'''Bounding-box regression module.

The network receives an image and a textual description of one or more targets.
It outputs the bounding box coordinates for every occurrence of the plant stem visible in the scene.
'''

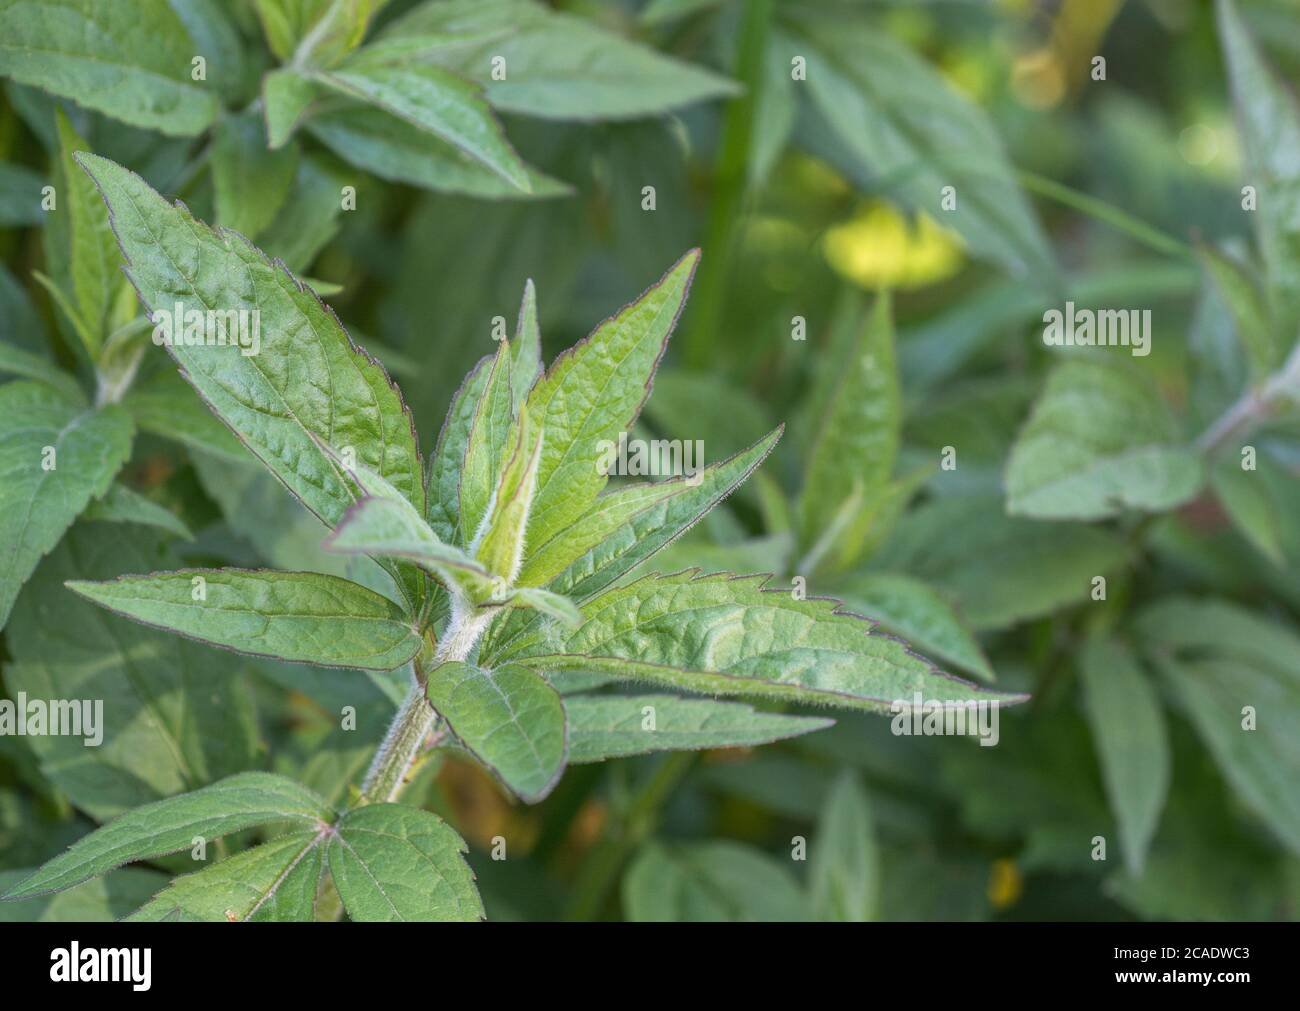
[564,751,696,921]
[1017,170,1192,261]
[1195,337,1300,454]
[682,0,774,370]
[357,601,489,806]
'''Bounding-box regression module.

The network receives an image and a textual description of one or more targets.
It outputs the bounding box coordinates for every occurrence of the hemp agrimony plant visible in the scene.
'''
[0,154,1017,920]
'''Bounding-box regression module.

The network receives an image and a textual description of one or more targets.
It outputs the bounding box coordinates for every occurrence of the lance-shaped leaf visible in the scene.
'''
[263,68,321,149]
[502,571,1026,713]
[624,841,810,922]
[74,154,424,532]
[499,587,582,628]
[797,294,899,563]
[523,251,698,546]
[459,341,516,543]
[1218,0,1300,345]
[0,0,219,135]
[425,661,567,802]
[0,381,133,630]
[66,568,422,671]
[476,407,543,583]
[381,0,738,120]
[54,110,118,353]
[326,803,483,921]
[314,50,531,192]
[565,694,831,763]
[810,772,878,922]
[210,110,300,241]
[427,353,495,543]
[1079,637,1169,876]
[511,279,542,409]
[519,428,781,597]
[3,773,332,900]
[325,494,492,599]
[82,482,193,540]
[254,0,379,67]
[0,340,83,402]
[128,831,328,922]
[1005,360,1204,520]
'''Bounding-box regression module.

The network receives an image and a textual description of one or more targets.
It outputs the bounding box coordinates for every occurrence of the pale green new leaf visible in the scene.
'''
[459,341,515,543]
[503,571,1026,713]
[565,694,831,763]
[211,111,300,241]
[1006,361,1204,520]
[66,568,422,671]
[810,772,878,922]
[837,572,993,682]
[75,154,425,532]
[427,353,495,543]
[523,251,698,545]
[128,832,327,922]
[511,279,542,409]
[55,110,118,352]
[383,0,738,120]
[500,587,582,628]
[624,841,809,922]
[0,0,218,135]
[1079,637,1169,875]
[0,381,132,630]
[475,408,543,582]
[425,662,566,802]
[798,293,899,559]
[315,52,530,191]
[3,773,331,899]
[1218,0,1300,345]
[327,803,483,921]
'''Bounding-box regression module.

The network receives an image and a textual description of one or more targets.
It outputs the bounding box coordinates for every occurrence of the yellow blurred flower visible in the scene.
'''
[823,202,965,290]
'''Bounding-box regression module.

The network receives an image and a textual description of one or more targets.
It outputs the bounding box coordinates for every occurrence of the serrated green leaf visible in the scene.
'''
[54,109,117,353]
[6,524,261,818]
[211,111,300,241]
[315,52,530,191]
[0,0,218,135]
[523,251,698,546]
[1079,637,1169,876]
[565,694,831,763]
[837,572,993,682]
[2,772,331,899]
[810,772,877,921]
[0,381,132,630]
[128,831,328,922]
[623,841,809,922]
[327,802,483,921]
[74,153,425,533]
[503,571,1025,713]
[798,293,899,559]
[788,12,1056,288]
[1218,0,1300,345]
[66,568,422,670]
[425,661,566,802]
[1006,361,1204,520]
[82,482,192,540]
[382,0,738,120]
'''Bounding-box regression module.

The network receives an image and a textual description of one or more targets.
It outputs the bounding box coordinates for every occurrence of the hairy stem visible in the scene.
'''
[358,600,490,806]
[1195,337,1300,454]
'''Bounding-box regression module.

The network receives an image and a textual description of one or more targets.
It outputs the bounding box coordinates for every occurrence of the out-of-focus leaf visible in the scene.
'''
[810,772,877,921]
[82,482,192,539]
[624,841,809,921]
[210,111,300,241]
[1078,637,1170,876]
